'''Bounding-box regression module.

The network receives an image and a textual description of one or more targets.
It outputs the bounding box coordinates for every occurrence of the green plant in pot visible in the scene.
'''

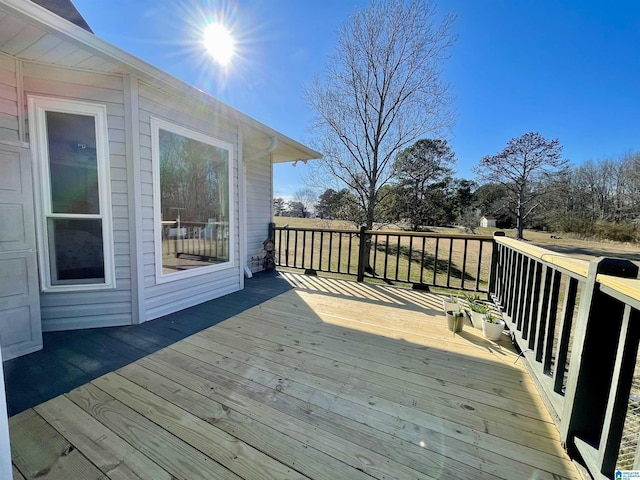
[446,307,464,335]
[467,302,489,330]
[442,292,461,313]
[482,312,505,341]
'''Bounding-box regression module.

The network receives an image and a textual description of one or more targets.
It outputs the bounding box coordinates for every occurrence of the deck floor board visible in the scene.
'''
[8,272,580,479]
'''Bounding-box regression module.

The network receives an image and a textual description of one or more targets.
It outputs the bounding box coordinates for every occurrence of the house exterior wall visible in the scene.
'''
[22,62,134,331]
[136,81,242,321]
[0,54,19,143]
[0,57,247,330]
[245,154,272,273]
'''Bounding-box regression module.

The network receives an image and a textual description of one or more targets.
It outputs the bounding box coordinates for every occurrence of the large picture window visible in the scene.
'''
[28,96,114,291]
[151,118,233,282]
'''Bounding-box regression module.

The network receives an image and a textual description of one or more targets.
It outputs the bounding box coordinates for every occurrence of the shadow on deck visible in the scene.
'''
[3,270,292,416]
[7,271,580,479]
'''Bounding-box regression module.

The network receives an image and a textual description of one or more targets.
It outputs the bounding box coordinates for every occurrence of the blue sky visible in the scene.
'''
[72,0,640,199]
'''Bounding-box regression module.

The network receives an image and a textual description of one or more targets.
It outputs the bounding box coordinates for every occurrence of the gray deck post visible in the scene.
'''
[560,257,639,456]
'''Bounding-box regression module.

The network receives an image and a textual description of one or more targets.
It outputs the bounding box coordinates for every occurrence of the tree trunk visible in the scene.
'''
[517,196,525,240]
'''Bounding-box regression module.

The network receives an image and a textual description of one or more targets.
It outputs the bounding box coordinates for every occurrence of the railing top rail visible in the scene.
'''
[495,236,590,279]
[365,230,495,240]
[273,225,496,240]
[597,275,640,307]
[273,226,360,234]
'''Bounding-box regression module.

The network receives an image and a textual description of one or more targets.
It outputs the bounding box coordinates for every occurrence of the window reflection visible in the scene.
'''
[158,128,230,274]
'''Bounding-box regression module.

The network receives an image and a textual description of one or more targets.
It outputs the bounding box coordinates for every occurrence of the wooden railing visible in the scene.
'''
[492,236,639,479]
[270,224,496,292]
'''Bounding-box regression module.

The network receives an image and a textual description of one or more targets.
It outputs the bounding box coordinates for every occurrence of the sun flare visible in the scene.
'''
[203,23,235,66]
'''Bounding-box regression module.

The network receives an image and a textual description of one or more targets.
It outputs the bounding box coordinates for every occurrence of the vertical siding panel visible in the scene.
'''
[246,155,272,273]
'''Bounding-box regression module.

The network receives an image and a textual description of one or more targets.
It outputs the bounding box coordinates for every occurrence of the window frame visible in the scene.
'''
[151,117,235,284]
[28,95,115,292]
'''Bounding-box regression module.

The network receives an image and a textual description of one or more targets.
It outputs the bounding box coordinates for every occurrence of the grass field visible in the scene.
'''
[274,217,639,262]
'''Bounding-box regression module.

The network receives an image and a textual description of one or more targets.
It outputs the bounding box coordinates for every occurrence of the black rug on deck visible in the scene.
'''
[3,270,292,416]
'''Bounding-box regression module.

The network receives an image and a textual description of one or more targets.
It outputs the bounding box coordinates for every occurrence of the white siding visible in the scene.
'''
[137,81,241,321]
[0,54,18,143]
[245,155,272,273]
[22,62,134,331]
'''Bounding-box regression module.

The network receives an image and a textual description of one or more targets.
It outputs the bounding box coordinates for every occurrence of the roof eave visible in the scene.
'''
[0,0,321,160]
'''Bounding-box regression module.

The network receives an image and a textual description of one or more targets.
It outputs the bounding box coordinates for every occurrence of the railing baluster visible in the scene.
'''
[293,229,298,267]
[319,231,324,271]
[509,249,520,316]
[285,229,290,267]
[502,247,514,312]
[328,231,333,272]
[302,230,307,269]
[475,240,484,292]
[347,233,353,274]
[383,235,390,279]
[461,239,468,290]
[310,231,315,270]
[372,233,378,277]
[543,270,562,373]
[419,237,426,285]
[395,235,401,282]
[407,236,413,283]
[535,266,553,363]
[553,277,578,394]
[520,257,536,337]
[527,261,544,350]
[433,237,440,286]
[446,238,454,288]
[337,232,343,273]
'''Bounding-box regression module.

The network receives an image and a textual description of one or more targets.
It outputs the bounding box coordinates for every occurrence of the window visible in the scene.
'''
[151,118,233,282]
[28,96,114,291]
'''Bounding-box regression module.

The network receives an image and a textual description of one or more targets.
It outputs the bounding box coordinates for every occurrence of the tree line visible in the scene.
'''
[275,134,640,243]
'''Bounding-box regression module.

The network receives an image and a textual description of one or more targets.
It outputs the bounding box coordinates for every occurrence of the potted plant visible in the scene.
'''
[467,302,489,330]
[482,312,505,341]
[446,307,464,335]
[442,292,461,314]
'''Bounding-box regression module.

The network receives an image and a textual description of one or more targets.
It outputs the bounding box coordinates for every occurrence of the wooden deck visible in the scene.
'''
[9,273,580,479]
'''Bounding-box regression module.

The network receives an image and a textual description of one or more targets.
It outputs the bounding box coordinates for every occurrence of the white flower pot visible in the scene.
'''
[482,319,505,341]
[442,299,459,313]
[468,311,485,329]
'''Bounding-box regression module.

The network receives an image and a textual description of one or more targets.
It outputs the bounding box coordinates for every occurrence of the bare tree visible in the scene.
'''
[273,197,286,217]
[305,0,455,229]
[474,132,567,239]
[292,188,318,218]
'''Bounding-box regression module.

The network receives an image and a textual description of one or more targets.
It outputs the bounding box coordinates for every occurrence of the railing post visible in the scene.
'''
[356,226,368,283]
[488,231,504,299]
[560,257,639,456]
[268,222,275,243]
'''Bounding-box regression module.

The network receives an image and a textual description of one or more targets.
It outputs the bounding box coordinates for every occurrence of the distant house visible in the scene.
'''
[0,0,321,360]
[480,216,497,228]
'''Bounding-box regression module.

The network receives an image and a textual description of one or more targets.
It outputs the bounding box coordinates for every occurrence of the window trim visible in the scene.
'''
[28,96,115,292]
[151,117,235,284]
